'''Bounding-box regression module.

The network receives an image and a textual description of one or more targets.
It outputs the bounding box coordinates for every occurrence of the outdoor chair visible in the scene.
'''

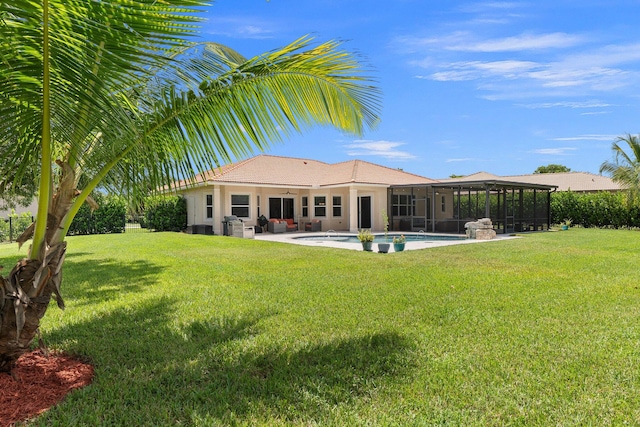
[267,219,286,233]
[304,219,321,232]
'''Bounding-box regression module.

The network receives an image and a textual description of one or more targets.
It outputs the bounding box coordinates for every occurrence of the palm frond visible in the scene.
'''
[0,0,208,190]
[78,37,380,205]
[600,134,640,195]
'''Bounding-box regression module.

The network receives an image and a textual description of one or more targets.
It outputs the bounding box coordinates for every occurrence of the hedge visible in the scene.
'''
[144,195,187,232]
[0,211,33,242]
[68,194,126,235]
[551,191,640,228]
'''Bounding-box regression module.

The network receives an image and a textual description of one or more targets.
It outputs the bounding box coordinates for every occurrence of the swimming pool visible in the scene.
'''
[294,233,466,244]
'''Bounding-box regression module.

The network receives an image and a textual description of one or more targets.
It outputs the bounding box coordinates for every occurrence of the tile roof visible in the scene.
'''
[174,156,620,193]
[441,171,621,192]
[176,154,436,189]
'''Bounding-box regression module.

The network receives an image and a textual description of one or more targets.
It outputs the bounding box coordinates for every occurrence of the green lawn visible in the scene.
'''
[2,229,640,425]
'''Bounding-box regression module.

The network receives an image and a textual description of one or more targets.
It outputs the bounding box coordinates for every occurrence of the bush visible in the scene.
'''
[144,195,187,232]
[68,194,126,235]
[0,218,9,242]
[9,211,33,239]
[0,211,33,242]
[551,190,640,228]
[94,197,126,233]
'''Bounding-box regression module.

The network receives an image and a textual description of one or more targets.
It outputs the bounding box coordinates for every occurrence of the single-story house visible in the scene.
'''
[173,154,436,235]
[175,155,562,235]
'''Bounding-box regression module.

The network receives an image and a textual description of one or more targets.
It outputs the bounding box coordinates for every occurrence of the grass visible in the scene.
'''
[2,228,640,425]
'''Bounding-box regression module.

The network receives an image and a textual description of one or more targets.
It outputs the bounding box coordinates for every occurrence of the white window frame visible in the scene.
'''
[205,194,213,220]
[230,193,251,219]
[314,195,327,217]
[332,195,342,217]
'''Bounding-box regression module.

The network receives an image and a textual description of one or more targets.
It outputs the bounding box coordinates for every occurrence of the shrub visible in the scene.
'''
[144,195,187,232]
[68,194,126,235]
[95,196,126,233]
[0,211,34,242]
[551,190,640,229]
[0,218,9,242]
[8,211,34,240]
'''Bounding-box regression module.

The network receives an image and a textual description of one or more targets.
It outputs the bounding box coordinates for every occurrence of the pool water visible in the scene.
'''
[295,233,466,244]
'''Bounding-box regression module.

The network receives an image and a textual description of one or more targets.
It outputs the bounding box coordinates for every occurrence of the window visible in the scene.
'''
[332,196,342,217]
[314,196,326,217]
[441,195,446,213]
[205,194,213,219]
[302,197,308,217]
[392,194,412,216]
[231,194,250,218]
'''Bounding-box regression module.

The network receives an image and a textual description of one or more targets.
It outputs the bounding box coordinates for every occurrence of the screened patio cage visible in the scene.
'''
[388,180,556,234]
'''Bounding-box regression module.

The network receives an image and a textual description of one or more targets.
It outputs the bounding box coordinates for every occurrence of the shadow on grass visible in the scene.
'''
[200,332,413,423]
[0,251,163,307]
[41,297,413,425]
[60,256,164,305]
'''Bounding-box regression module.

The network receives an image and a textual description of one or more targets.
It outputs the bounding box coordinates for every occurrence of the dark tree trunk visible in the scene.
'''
[0,242,66,372]
[0,161,75,372]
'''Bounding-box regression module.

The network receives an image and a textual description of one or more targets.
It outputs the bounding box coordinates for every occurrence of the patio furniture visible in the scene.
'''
[283,218,298,232]
[267,219,286,233]
[304,219,321,232]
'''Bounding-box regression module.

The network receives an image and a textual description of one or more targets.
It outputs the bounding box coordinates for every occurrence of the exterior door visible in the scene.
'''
[358,196,372,229]
[269,197,295,219]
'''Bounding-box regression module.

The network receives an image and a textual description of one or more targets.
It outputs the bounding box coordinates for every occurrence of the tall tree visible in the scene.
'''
[599,134,640,197]
[0,1,380,370]
[534,164,571,174]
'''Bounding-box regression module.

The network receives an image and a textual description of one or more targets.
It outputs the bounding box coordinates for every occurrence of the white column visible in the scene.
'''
[213,186,222,235]
[349,187,358,232]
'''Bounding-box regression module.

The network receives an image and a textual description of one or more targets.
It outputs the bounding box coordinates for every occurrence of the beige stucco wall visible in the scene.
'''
[435,189,455,220]
[180,184,390,234]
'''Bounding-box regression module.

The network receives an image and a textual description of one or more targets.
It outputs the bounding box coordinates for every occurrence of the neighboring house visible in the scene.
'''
[0,199,37,218]
[443,171,622,193]
[175,155,564,235]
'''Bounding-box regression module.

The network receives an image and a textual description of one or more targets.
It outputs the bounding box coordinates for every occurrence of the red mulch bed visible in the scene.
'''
[0,350,94,427]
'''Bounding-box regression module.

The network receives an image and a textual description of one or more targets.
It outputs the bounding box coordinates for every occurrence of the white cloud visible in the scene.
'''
[345,140,417,160]
[203,17,275,39]
[447,32,583,52]
[551,135,617,141]
[446,158,476,163]
[531,147,577,155]
[580,111,609,116]
[399,31,582,54]
[519,100,614,109]
[404,24,640,100]
[458,1,522,13]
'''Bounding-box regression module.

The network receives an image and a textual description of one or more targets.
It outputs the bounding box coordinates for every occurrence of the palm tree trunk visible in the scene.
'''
[0,163,75,372]
[0,242,66,372]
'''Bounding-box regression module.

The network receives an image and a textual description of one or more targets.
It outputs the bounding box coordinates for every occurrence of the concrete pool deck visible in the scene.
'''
[254,231,518,252]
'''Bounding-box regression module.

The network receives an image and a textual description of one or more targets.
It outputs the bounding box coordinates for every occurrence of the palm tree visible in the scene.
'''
[599,134,640,197]
[0,1,380,371]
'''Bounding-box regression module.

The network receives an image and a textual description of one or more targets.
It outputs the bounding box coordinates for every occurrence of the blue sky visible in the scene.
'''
[198,1,640,179]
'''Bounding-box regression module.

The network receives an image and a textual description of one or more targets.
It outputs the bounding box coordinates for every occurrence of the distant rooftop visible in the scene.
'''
[441,171,622,192]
